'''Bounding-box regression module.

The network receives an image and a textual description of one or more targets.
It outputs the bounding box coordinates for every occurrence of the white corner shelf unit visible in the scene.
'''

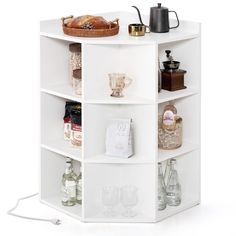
[40,11,201,223]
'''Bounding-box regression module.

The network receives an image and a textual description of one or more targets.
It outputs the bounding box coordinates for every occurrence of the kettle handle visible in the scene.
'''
[169,11,180,29]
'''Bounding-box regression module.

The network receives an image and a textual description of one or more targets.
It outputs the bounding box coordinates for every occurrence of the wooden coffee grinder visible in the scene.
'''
[161,50,187,91]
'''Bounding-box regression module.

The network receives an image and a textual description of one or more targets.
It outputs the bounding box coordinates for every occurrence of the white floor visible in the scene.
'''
[2,192,235,236]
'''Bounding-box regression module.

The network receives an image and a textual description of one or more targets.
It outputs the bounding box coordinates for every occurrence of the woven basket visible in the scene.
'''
[61,15,119,37]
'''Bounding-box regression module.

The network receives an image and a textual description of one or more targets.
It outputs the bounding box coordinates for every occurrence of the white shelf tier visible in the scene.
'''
[85,154,154,164]
[41,83,82,103]
[157,200,200,222]
[41,138,82,162]
[85,95,155,105]
[41,196,82,221]
[158,88,199,104]
[84,215,155,223]
[40,12,200,45]
[158,141,199,162]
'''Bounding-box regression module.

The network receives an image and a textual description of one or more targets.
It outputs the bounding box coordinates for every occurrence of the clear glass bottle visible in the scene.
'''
[158,162,167,211]
[61,158,78,206]
[76,166,82,204]
[166,159,181,206]
[164,159,172,186]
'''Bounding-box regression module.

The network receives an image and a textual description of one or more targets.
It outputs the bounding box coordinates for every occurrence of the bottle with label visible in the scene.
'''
[158,162,167,211]
[76,166,82,204]
[166,159,181,206]
[61,157,78,206]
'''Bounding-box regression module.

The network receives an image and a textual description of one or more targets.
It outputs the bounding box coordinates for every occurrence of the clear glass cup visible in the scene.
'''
[102,186,119,217]
[120,185,138,217]
[108,73,132,97]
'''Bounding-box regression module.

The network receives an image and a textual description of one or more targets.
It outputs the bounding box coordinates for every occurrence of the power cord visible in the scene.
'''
[7,193,61,225]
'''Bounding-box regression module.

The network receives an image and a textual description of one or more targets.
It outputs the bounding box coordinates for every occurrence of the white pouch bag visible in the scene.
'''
[105,118,134,158]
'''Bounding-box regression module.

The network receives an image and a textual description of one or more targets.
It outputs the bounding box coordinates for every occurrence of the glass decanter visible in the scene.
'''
[166,159,181,206]
[158,162,167,211]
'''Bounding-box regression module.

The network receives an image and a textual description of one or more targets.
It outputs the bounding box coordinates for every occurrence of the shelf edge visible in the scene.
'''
[41,144,83,162]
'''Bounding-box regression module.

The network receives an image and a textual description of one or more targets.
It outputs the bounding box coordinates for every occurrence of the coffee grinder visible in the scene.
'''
[161,50,187,91]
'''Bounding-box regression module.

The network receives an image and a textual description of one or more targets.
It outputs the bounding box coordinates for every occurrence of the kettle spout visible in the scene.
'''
[132,6,144,25]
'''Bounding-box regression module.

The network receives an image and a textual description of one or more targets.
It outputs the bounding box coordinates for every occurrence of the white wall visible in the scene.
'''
[1,0,235,235]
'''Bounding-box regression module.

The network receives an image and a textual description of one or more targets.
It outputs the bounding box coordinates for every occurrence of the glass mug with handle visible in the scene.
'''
[109,73,132,98]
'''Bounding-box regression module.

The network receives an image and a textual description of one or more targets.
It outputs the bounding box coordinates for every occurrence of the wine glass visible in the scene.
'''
[102,186,119,217]
[120,185,138,217]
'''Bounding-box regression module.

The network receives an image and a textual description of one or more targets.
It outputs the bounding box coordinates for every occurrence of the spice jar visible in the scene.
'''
[158,104,182,150]
[69,43,82,84]
[70,107,82,147]
[72,69,82,95]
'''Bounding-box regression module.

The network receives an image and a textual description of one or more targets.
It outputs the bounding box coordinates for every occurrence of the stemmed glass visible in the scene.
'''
[102,186,119,217]
[120,185,138,217]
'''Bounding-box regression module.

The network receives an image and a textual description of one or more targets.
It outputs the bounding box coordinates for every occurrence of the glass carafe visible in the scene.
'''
[166,159,181,206]
[158,162,167,211]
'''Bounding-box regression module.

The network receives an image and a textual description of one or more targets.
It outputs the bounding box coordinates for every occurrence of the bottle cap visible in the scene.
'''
[66,157,72,163]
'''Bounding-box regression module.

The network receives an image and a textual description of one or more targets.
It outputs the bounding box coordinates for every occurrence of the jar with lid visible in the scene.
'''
[158,58,162,93]
[158,104,182,150]
[72,69,82,95]
[69,43,82,85]
[70,107,82,147]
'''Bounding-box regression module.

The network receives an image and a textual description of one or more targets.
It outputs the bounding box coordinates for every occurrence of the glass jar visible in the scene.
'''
[158,58,162,93]
[70,107,82,147]
[72,69,82,96]
[158,115,182,150]
[69,43,82,84]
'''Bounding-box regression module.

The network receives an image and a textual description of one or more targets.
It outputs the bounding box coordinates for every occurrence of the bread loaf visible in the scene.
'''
[65,15,111,29]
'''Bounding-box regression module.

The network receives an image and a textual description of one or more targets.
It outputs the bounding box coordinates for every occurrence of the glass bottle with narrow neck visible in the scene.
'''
[76,166,82,204]
[158,162,167,211]
[61,158,77,206]
[166,159,181,206]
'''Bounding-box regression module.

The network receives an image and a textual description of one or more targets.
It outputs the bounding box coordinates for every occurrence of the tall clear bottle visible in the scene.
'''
[158,162,167,211]
[166,159,181,206]
[76,165,82,204]
[61,157,78,206]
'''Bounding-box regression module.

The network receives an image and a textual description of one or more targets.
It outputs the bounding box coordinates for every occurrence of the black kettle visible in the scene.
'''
[150,3,179,33]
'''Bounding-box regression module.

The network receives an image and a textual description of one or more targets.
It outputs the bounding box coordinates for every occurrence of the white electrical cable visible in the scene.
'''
[7,193,61,225]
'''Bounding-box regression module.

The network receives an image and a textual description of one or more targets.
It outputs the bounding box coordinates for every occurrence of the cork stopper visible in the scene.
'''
[69,43,81,53]
[73,69,82,79]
